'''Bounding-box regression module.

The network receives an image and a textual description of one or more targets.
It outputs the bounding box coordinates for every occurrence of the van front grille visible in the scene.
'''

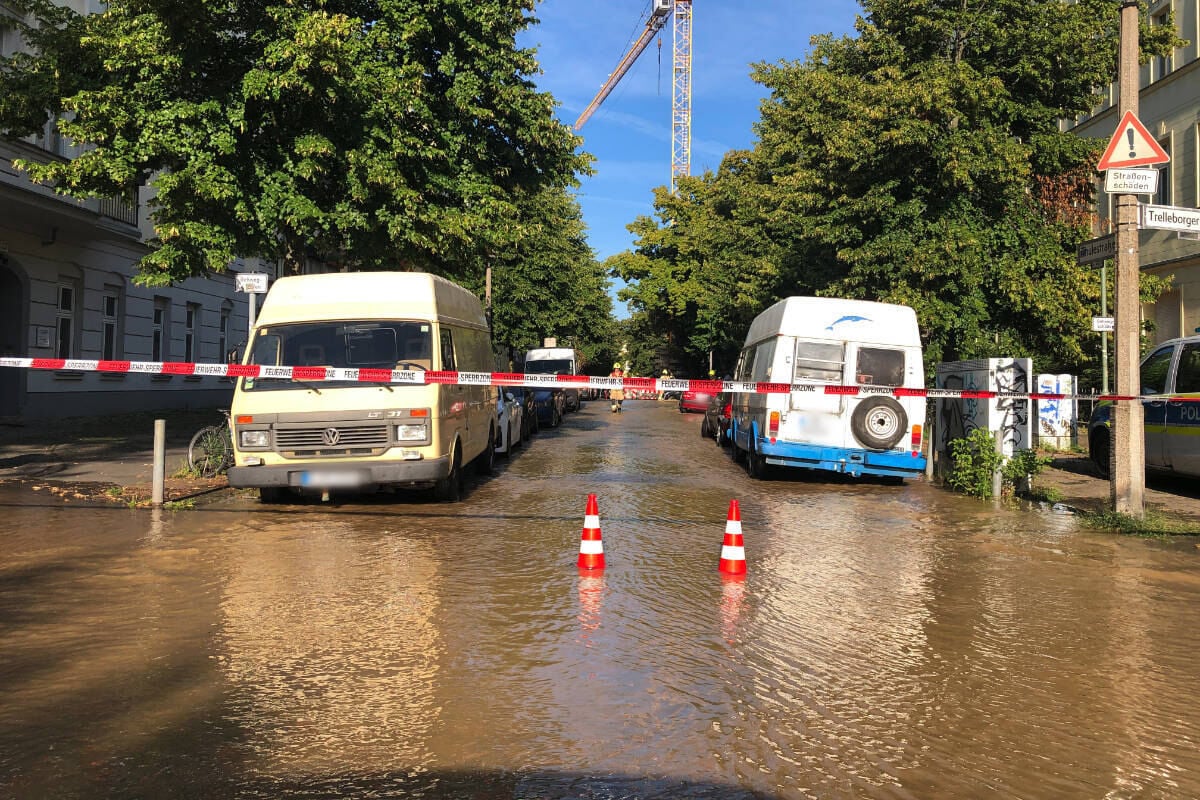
[275,424,390,456]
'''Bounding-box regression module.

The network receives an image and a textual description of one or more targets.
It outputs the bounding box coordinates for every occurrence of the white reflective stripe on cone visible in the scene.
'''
[720,545,745,560]
[584,515,600,528]
[580,540,604,555]
[725,520,742,534]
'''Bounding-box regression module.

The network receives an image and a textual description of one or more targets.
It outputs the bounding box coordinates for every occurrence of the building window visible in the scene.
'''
[1153,8,1173,80]
[152,297,169,362]
[1154,138,1172,206]
[56,283,76,359]
[184,302,200,362]
[101,289,121,360]
[219,307,231,362]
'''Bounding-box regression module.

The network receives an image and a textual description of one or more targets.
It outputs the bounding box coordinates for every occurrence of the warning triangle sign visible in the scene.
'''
[1097,111,1170,170]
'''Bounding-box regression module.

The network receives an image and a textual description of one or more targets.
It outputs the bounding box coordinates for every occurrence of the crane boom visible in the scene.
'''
[573,7,670,131]
[573,1,692,193]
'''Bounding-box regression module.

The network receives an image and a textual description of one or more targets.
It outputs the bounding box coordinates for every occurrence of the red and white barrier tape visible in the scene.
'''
[0,356,1172,403]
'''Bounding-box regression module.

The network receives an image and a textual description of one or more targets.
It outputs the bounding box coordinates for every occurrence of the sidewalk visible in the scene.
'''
[1029,453,1200,529]
[0,409,231,504]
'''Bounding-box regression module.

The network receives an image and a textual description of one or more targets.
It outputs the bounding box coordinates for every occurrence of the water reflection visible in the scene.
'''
[2,403,1200,798]
[217,516,442,781]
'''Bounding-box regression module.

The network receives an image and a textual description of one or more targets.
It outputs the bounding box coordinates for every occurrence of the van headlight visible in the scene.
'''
[239,430,270,448]
[395,422,427,442]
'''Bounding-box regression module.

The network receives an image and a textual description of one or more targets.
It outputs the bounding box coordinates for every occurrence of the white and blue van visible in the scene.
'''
[730,297,928,481]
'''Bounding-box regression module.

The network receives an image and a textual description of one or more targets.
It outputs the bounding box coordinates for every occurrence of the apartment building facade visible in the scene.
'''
[0,0,276,419]
[1066,0,1200,347]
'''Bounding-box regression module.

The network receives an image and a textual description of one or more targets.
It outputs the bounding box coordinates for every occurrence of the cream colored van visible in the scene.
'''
[226,272,497,502]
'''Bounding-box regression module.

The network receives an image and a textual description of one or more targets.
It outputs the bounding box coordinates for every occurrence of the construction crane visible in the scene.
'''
[573,0,693,193]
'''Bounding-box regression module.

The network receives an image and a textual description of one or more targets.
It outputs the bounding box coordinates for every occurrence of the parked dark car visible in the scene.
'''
[701,391,733,446]
[507,385,540,439]
[530,386,565,428]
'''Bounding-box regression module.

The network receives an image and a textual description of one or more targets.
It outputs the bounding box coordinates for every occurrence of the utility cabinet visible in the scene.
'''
[934,358,1033,464]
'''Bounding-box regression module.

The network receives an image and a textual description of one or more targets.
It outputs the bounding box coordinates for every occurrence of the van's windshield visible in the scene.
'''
[242,320,433,391]
[525,359,574,375]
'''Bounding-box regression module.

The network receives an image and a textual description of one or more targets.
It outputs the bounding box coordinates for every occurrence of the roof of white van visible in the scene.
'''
[745,297,920,346]
[525,348,577,360]
[254,272,487,329]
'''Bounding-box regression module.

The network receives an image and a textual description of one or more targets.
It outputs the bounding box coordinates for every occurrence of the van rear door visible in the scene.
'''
[783,338,847,447]
[844,344,914,451]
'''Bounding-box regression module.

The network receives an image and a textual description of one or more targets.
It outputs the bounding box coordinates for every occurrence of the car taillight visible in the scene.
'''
[768,410,780,443]
[910,423,922,456]
[723,403,731,417]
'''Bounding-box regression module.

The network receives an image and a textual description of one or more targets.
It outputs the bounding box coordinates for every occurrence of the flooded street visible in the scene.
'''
[2,400,1199,799]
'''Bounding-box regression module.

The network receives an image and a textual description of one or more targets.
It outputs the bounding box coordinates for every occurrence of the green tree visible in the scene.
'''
[0,0,589,285]
[477,187,616,371]
[614,0,1182,376]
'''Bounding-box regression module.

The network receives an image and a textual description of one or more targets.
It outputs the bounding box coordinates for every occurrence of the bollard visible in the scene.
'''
[152,418,166,506]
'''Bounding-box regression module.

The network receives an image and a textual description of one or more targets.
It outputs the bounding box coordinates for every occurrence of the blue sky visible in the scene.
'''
[519,1,863,271]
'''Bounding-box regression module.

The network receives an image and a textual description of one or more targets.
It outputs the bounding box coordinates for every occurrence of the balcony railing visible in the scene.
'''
[97,192,138,226]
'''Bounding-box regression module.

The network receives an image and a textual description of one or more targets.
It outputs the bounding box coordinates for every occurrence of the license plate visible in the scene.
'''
[298,470,365,488]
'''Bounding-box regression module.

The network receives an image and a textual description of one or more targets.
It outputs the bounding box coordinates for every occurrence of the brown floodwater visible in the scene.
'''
[1,400,1198,799]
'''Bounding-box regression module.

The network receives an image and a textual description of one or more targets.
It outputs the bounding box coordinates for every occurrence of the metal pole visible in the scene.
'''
[247,291,257,342]
[152,418,166,506]
[1112,0,1145,517]
[1101,262,1109,394]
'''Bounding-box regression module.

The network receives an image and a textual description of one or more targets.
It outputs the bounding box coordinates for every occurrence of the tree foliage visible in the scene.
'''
[0,0,591,287]
[612,0,1184,377]
[472,187,617,371]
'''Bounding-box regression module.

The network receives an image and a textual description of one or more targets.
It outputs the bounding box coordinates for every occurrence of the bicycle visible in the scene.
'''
[188,409,234,478]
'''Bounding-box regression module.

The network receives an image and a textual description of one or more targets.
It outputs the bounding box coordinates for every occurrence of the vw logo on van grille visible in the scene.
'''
[322,427,341,446]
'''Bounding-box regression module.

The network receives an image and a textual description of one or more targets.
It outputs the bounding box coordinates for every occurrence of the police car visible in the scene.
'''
[1089,333,1200,478]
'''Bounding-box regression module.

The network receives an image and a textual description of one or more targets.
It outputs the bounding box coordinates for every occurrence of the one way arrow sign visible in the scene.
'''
[1097,111,1170,171]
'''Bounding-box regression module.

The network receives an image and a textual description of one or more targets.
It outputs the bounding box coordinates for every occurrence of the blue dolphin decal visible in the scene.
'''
[825,315,871,330]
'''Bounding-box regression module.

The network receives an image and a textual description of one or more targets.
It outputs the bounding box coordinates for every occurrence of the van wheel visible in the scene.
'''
[433,447,463,502]
[851,397,907,450]
[731,427,747,464]
[700,416,712,438]
[747,439,770,480]
[259,487,290,504]
[478,426,496,475]
[1089,428,1110,478]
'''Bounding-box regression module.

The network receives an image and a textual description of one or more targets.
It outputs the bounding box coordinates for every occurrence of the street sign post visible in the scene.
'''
[1076,234,1116,265]
[1096,110,1170,171]
[235,272,269,293]
[1104,168,1158,195]
[234,272,270,340]
[1107,7,1147,517]
[1139,203,1200,233]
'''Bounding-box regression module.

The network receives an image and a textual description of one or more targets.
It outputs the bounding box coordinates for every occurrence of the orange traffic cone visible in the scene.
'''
[718,499,746,575]
[577,493,605,570]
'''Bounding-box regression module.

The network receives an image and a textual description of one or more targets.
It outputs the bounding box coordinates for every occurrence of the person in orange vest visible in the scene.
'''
[609,362,625,413]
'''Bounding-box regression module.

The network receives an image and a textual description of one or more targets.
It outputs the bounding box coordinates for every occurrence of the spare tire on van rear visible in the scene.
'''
[850,396,907,450]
